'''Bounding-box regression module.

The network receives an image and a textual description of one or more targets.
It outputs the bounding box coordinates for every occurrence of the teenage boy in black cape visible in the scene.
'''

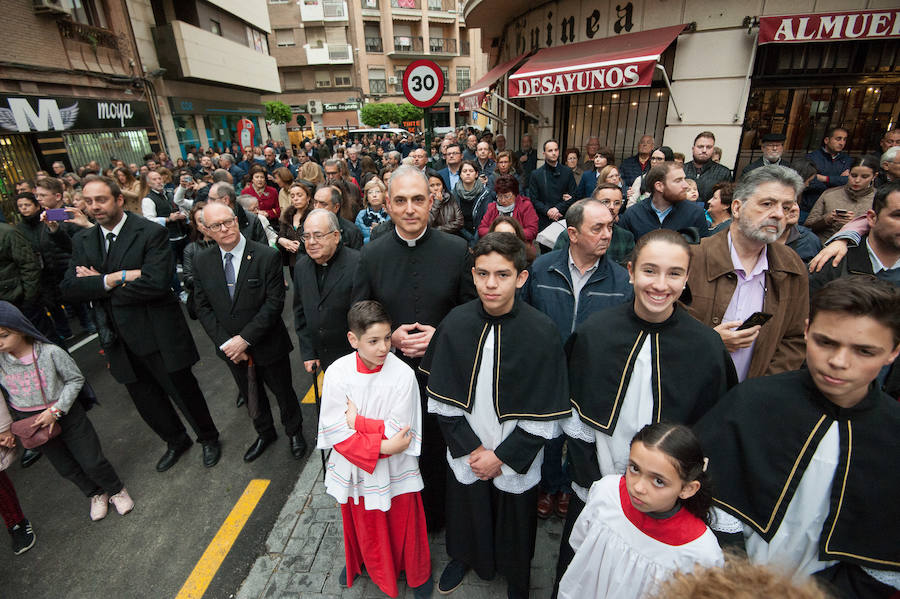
[696,276,900,599]
[421,232,570,599]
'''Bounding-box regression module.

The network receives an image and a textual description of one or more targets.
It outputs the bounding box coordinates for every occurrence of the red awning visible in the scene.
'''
[759,10,900,45]
[508,24,685,99]
[457,53,529,112]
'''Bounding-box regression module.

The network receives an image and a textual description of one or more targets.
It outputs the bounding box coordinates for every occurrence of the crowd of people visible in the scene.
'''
[0,124,898,599]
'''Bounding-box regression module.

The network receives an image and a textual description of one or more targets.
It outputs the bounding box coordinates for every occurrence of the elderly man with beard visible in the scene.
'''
[684,165,809,382]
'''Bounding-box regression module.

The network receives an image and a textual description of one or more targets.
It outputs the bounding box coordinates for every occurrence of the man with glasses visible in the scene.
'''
[206,182,268,245]
[553,183,635,266]
[191,202,306,463]
[292,209,360,373]
[352,165,476,532]
[437,144,463,192]
[312,185,363,249]
[741,133,797,178]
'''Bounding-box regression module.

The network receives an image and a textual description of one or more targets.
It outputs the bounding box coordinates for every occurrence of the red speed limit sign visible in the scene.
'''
[402,59,445,108]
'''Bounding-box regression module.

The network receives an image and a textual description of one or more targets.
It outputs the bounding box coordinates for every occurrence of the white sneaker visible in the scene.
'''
[109,488,134,516]
[90,494,109,521]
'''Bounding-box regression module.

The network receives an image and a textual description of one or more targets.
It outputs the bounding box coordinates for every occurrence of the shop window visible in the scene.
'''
[316,71,333,88]
[64,130,152,172]
[0,135,40,222]
[275,28,295,46]
[334,70,352,87]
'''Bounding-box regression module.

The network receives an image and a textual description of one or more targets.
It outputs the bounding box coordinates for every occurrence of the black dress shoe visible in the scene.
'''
[20,448,42,469]
[243,435,276,463]
[156,440,192,472]
[289,433,307,459]
[202,441,221,468]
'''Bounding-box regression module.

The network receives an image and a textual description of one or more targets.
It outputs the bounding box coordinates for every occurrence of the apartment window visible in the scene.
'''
[283,71,304,90]
[334,70,352,87]
[456,67,470,92]
[269,0,290,3]
[428,0,442,10]
[441,67,449,93]
[275,29,295,47]
[210,19,222,36]
[315,71,332,88]
[369,69,387,94]
[325,26,347,44]
[323,0,346,18]
[305,27,327,48]
[246,27,269,54]
[364,25,382,53]
[69,0,108,28]
[394,67,406,92]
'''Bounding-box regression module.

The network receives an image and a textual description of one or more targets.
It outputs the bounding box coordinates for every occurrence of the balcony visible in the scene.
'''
[390,36,425,57]
[300,0,348,23]
[152,21,280,93]
[427,0,457,22]
[429,37,457,54]
[365,37,383,53]
[57,19,130,75]
[304,43,354,65]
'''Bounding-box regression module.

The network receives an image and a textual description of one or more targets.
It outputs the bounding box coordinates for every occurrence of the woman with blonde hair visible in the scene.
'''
[299,161,324,186]
[273,166,294,214]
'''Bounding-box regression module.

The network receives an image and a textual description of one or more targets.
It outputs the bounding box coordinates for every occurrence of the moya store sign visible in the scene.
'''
[0,95,153,133]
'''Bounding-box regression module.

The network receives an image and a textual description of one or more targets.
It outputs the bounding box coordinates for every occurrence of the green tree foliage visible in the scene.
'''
[264,101,292,124]
[396,103,424,122]
[360,102,401,127]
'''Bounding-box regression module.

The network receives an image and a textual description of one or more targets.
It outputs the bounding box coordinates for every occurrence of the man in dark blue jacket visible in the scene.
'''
[521,197,632,522]
[800,126,852,218]
[618,162,708,241]
[525,139,577,232]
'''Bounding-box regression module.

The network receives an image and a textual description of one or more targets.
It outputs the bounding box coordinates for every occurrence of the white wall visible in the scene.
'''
[206,0,273,33]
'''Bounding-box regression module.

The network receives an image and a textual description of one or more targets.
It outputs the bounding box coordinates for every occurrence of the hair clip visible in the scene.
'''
[702,457,709,473]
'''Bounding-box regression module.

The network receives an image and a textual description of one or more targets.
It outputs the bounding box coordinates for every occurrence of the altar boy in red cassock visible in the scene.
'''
[316,300,433,598]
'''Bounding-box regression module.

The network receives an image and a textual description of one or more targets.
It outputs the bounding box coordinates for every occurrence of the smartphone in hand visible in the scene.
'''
[736,311,773,330]
[45,208,71,221]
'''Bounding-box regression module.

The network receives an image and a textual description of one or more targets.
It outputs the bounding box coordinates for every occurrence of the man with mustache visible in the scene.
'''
[683,165,809,382]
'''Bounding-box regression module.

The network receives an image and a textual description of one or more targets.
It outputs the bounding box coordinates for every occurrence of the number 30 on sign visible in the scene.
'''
[402,60,445,108]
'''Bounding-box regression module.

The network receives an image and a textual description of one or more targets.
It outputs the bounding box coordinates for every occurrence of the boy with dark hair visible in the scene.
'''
[316,300,432,598]
[422,232,571,598]
[696,276,900,598]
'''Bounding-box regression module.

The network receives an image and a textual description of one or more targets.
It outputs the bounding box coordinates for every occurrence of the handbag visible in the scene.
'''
[9,348,61,449]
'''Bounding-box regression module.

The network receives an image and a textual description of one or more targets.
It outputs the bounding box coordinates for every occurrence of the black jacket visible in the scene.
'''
[236,203,268,245]
[16,219,73,275]
[293,245,359,371]
[60,213,199,383]
[339,216,363,250]
[683,160,732,203]
[525,162,577,230]
[192,239,292,366]
[809,238,877,295]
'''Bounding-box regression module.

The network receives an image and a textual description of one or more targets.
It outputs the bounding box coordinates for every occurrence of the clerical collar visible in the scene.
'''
[395,227,428,247]
[317,242,342,267]
[356,353,384,374]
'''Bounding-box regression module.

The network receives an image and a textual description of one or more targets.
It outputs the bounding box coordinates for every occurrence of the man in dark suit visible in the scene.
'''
[192,202,306,462]
[437,143,463,193]
[61,175,221,472]
[206,182,268,245]
[293,209,360,374]
[311,184,363,249]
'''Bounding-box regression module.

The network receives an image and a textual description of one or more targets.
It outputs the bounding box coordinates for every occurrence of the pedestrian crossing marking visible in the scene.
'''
[175,479,270,599]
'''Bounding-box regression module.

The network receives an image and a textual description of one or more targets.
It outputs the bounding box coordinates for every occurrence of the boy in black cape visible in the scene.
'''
[421,232,570,598]
[696,276,900,599]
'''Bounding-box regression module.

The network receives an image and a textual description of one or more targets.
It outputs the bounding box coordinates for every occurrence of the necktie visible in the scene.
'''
[104,232,116,260]
[224,252,235,299]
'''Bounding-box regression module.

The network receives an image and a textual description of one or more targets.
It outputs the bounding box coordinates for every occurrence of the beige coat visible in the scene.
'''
[805,185,875,242]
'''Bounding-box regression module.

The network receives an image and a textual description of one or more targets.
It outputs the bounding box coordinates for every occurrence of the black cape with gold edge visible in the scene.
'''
[694,369,900,571]
[566,301,737,434]
[419,298,570,422]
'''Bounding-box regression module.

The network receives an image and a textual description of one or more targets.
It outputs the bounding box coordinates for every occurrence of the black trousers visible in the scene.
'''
[225,354,301,437]
[416,371,447,532]
[445,472,539,596]
[123,347,219,448]
[552,494,586,599]
[12,402,123,498]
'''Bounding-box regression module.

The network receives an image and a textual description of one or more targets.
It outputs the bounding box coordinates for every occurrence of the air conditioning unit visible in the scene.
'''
[33,0,70,15]
[388,76,399,85]
[307,100,322,115]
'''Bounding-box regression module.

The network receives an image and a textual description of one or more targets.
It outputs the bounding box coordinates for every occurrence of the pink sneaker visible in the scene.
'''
[90,493,109,521]
[109,488,134,516]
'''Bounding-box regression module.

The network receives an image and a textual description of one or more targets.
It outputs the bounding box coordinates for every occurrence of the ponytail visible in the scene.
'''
[631,422,714,524]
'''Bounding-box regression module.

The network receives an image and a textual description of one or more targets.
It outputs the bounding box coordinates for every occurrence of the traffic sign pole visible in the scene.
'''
[402,59,444,162]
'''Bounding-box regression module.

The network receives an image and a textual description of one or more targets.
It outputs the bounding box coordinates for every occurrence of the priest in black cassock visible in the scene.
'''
[351,165,476,532]
[696,277,900,599]
[422,232,570,599]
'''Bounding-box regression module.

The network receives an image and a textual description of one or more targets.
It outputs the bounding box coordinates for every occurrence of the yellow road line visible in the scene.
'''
[175,479,270,599]
[301,371,324,404]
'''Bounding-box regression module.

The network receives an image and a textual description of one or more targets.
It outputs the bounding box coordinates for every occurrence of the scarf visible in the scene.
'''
[497,202,515,215]
[454,178,485,206]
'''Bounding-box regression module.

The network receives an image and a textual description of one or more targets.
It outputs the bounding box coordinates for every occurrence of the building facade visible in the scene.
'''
[462,0,899,174]
[265,0,487,137]
[0,0,160,215]
[127,0,281,158]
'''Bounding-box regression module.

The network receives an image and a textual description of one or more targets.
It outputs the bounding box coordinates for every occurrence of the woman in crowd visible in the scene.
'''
[358,156,379,189]
[299,161,324,187]
[114,167,142,213]
[565,148,584,186]
[805,154,878,242]
[575,147,617,201]
[707,182,734,235]
[477,174,539,244]
[598,165,626,201]
[274,167,294,215]
[490,150,524,192]
[427,170,463,236]
[278,180,313,276]
[241,164,281,221]
[452,160,494,243]
[356,178,390,244]
[627,146,674,207]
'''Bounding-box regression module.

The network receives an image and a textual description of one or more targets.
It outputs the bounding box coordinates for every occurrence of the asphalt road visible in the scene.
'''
[1,296,317,599]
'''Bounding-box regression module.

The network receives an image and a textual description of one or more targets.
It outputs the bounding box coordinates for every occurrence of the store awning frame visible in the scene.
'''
[458,52,530,113]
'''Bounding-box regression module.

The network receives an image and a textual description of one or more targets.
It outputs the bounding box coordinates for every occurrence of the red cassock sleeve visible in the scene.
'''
[333,416,387,474]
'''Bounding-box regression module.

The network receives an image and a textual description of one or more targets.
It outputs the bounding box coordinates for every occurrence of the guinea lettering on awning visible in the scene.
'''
[759,10,900,44]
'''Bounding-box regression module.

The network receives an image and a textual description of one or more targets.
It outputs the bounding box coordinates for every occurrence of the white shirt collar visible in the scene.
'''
[866,238,900,272]
[100,212,127,241]
[220,233,247,265]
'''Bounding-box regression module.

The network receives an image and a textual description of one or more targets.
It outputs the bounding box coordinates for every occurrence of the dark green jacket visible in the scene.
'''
[0,223,41,304]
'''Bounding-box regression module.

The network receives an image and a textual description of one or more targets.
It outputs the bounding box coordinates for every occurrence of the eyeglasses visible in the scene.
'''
[206,216,237,232]
[300,231,337,243]
[599,199,624,208]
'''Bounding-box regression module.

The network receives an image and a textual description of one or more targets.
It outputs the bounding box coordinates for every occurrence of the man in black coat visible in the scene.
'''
[526,139,577,231]
[206,182,268,245]
[352,165,476,532]
[192,202,306,462]
[293,209,359,374]
[311,184,363,249]
[61,176,221,472]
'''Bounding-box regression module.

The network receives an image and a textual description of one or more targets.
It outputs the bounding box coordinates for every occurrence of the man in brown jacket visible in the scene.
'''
[684,165,808,381]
